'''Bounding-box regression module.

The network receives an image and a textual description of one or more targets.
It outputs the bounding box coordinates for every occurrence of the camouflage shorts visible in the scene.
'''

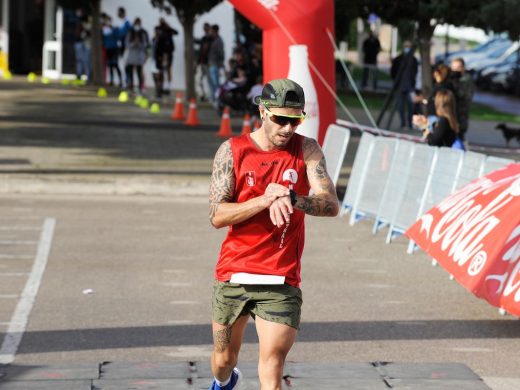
[212,280,303,329]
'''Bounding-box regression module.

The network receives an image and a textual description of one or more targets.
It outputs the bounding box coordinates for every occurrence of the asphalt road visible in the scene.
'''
[0,194,519,387]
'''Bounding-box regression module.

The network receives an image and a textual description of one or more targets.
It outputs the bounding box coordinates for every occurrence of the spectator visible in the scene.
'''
[73,8,90,81]
[424,63,456,117]
[414,89,460,147]
[391,40,418,130]
[195,23,213,101]
[157,17,178,94]
[116,7,131,56]
[361,30,381,90]
[151,26,165,98]
[450,57,474,141]
[208,24,225,103]
[125,18,149,94]
[216,47,253,114]
[102,15,123,87]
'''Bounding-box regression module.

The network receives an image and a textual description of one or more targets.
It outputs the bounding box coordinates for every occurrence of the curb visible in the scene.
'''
[0,174,210,197]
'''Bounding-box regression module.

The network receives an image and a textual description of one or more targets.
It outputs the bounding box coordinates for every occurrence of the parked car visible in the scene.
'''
[477,54,520,89]
[471,42,519,80]
[435,36,509,64]
[464,41,515,72]
[491,67,520,94]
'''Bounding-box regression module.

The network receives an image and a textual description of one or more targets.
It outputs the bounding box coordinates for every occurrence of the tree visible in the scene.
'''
[337,0,485,97]
[151,0,222,99]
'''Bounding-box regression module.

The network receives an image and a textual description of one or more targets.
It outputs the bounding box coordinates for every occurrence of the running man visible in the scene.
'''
[208,78,339,390]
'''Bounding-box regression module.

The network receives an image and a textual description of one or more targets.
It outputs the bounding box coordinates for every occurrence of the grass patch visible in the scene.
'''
[338,92,520,123]
[469,102,520,123]
[338,93,387,110]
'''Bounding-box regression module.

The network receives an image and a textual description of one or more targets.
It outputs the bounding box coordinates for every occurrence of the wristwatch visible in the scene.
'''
[289,189,297,206]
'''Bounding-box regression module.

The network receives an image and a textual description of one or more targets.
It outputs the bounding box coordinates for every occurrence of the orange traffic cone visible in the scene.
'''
[253,118,261,132]
[184,98,200,126]
[241,113,252,135]
[217,106,232,138]
[171,92,185,120]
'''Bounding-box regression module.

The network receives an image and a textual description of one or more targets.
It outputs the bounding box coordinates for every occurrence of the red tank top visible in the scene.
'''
[215,133,310,287]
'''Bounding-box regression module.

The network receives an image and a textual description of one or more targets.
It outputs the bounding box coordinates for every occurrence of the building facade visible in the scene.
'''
[0,0,235,90]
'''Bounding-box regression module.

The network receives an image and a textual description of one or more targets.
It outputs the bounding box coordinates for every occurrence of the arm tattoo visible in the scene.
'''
[213,326,232,353]
[297,194,337,216]
[209,141,235,221]
[303,137,320,161]
[298,137,339,217]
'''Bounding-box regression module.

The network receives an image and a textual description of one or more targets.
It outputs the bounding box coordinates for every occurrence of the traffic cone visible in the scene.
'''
[184,98,200,126]
[171,92,185,120]
[241,113,252,135]
[27,72,37,82]
[135,95,143,106]
[97,87,107,98]
[2,70,12,80]
[217,106,232,137]
[150,102,160,114]
[41,77,50,84]
[118,91,129,102]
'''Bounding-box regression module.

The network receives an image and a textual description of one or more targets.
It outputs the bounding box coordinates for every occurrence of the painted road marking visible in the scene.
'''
[0,273,29,277]
[163,269,187,274]
[451,347,493,353]
[0,227,40,231]
[0,218,56,364]
[0,240,38,245]
[0,255,33,259]
[164,346,212,358]
[162,282,192,287]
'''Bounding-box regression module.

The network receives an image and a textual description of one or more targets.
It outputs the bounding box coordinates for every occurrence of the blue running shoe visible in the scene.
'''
[209,367,242,389]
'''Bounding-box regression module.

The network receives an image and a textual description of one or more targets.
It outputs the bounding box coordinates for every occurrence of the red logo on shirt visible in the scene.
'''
[245,171,256,186]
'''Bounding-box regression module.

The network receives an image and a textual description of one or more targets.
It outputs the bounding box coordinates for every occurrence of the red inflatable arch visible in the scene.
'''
[229,0,336,144]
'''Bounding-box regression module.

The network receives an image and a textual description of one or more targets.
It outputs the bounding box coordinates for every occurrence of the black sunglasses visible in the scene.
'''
[264,107,306,127]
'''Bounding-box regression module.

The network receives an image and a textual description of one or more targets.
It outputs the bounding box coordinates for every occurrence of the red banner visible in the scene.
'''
[405,163,520,316]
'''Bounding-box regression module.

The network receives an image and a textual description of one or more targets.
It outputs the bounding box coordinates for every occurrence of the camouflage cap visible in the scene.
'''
[253,78,305,109]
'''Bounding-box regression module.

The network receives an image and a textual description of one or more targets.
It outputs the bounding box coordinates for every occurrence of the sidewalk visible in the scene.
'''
[0,77,518,198]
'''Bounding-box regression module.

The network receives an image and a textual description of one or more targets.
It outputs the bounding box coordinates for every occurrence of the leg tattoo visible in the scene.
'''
[213,326,232,353]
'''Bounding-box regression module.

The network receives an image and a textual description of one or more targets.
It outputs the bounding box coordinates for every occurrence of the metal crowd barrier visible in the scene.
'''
[321,124,351,186]
[333,120,517,254]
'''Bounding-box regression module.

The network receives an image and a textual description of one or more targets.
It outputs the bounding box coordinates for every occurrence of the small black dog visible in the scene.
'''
[495,123,520,146]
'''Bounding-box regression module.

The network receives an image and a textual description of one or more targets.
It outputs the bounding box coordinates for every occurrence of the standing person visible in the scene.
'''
[450,57,474,142]
[151,26,165,98]
[413,89,460,147]
[73,8,90,81]
[208,78,339,390]
[125,18,149,94]
[208,24,225,103]
[391,40,418,130]
[195,23,213,101]
[116,7,131,56]
[102,15,123,87]
[361,30,381,90]
[116,7,131,87]
[157,17,178,94]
